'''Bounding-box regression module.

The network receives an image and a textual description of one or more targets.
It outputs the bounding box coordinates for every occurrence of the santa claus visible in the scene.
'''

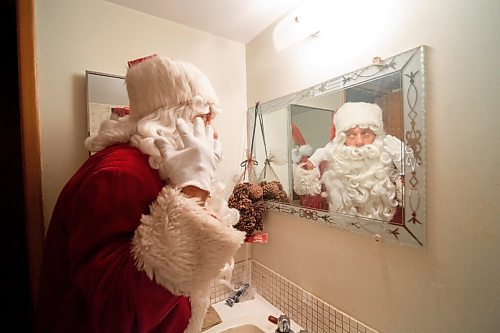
[36,55,245,333]
[293,102,404,222]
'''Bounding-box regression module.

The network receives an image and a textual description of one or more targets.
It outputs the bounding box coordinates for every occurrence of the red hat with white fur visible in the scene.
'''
[125,55,221,120]
[333,102,384,137]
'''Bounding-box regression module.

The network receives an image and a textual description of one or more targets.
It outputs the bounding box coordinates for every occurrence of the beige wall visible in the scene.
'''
[247,0,500,333]
[36,0,248,232]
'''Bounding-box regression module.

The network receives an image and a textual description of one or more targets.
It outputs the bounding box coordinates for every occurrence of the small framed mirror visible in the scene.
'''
[248,46,425,246]
[85,70,129,138]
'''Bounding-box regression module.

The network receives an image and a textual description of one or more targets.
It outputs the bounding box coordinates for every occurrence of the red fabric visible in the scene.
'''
[111,106,130,117]
[329,112,336,141]
[128,54,158,68]
[291,123,306,145]
[299,194,326,210]
[36,144,191,333]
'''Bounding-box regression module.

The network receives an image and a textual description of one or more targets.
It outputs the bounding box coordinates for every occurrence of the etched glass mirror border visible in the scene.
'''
[247,46,425,246]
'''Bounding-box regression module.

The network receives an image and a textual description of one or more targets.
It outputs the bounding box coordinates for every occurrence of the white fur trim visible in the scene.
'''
[298,144,314,157]
[125,56,220,120]
[292,164,322,195]
[132,186,245,333]
[334,102,383,134]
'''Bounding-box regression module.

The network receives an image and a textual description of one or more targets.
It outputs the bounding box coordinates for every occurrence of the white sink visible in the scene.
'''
[217,323,266,333]
[204,293,303,333]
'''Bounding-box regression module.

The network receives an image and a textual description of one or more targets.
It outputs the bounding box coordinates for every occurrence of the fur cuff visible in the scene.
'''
[293,164,322,195]
[132,186,245,332]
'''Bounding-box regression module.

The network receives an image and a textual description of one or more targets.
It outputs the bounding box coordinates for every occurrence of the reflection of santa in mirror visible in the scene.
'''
[293,102,405,222]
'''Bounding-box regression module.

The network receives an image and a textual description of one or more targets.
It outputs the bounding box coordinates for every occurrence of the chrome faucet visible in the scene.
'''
[273,314,308,333]
[276,315,291,333]
[225,282,250,307]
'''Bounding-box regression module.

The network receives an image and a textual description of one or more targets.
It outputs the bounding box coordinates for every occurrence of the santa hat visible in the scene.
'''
[125,55,221,120]
[334,102,384,136]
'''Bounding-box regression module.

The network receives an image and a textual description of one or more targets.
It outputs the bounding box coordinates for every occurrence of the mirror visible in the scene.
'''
[85,70,128,138]
[248,46,425,246]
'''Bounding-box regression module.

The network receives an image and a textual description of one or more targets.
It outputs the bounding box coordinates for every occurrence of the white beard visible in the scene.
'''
[321,138,399,221]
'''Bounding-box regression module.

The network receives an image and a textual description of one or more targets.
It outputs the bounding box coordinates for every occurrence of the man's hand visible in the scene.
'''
[155,117,222,193]
[300,160,315,170]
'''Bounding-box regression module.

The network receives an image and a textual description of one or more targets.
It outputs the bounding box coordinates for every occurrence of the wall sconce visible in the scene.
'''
[273,3,324,52]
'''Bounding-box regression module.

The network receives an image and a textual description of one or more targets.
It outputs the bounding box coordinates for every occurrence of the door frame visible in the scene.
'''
[17,0,44,305]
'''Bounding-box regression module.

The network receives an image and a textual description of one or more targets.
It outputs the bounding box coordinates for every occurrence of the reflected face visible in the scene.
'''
[344,127,376,147]
[194,111,215,125]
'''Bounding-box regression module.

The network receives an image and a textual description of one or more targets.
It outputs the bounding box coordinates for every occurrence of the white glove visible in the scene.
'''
[155,117,222,193]
[384,134,405,175]
[291,146,300,164]
[308,146,327,167]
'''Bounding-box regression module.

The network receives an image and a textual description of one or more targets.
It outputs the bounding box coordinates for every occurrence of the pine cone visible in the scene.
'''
[228,182,266,236]
[248,184,263,200]
[262,181,289,203]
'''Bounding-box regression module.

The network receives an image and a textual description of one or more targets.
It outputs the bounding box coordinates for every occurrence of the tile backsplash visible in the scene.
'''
[209,259,379,333]
[209,259,252,304]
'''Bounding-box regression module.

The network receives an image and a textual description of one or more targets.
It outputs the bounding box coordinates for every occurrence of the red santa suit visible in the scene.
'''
[36,144,191,332]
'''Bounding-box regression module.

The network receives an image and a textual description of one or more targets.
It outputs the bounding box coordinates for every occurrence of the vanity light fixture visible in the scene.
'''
[294,15,321,37]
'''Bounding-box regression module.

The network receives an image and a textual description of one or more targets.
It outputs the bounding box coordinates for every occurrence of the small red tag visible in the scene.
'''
[245,232,268,243]
[111,106,130,117]
[128,54,157,68]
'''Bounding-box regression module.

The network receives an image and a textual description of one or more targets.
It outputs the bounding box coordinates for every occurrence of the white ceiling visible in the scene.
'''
[106,0,306,44]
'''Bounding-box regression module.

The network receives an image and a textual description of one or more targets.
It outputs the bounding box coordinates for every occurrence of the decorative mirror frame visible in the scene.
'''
[248,46,426,246]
